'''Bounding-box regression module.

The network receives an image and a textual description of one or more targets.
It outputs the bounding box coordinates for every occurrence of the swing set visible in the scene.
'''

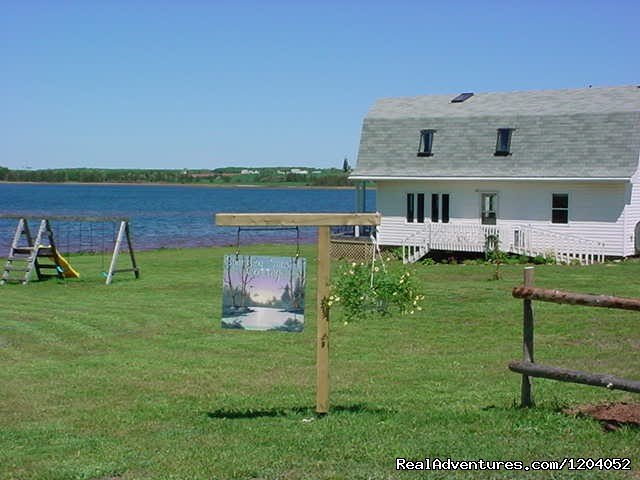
[0,215,140,286]
[216,212,381,415]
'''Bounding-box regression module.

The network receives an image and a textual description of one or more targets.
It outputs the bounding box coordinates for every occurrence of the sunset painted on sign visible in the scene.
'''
[221,255,305,332]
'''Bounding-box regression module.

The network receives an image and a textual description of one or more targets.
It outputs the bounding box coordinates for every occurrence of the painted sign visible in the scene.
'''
[222,255,305,332]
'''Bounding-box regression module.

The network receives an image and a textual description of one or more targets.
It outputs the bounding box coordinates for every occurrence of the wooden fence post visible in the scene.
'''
[316,226,330,415]
[521,266,535,407]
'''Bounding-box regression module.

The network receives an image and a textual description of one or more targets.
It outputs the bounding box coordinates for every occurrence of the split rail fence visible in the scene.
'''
[509,266,640,407]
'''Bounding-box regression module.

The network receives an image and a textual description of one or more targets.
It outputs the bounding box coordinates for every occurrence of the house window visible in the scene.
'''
[431,194,439,222]
[416,193,425,223]
[552,194,568,224]
[431,193,450,223]
[442,194,450,223]
[417,130,435,157]
[481,193,497,225]
[406,193,426,223]
[495,128,513,156]
[406,193,414,223]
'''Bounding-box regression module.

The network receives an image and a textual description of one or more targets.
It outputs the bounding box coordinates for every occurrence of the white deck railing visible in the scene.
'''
[401,223,605,265]
[401,228,429,264]
[510,225,605,265]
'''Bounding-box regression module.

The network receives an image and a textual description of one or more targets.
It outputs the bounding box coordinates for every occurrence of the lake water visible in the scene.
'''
[223,306,304,331]
[0,183,376,255]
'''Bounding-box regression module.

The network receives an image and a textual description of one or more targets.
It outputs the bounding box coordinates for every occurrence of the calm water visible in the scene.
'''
[225,307,304,331]
[0,183,375,255]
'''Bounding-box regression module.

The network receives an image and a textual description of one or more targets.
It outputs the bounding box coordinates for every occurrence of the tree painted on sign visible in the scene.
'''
[224,256,240,308]
[223,255,257,309]
[287,257,305,311]
[239,255,256,307]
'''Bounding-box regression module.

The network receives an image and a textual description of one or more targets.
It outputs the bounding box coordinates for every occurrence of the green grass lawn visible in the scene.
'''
[1,245,639,479]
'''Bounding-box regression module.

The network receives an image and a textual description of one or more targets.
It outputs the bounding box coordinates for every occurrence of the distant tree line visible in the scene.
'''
[0,167,187,183]
[0,166,354,187]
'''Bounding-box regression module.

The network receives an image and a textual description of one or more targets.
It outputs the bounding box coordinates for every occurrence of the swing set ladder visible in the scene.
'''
[1,219,63,285]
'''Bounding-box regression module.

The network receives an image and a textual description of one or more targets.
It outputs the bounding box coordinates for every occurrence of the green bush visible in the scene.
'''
[533,255,547,265]
[329,261,424,322]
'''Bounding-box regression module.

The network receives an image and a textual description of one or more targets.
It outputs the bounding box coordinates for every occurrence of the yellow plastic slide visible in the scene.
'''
[53,249,80,278]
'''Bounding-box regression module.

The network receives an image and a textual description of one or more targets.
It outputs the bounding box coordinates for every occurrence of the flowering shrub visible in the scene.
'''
[328,261,424,322]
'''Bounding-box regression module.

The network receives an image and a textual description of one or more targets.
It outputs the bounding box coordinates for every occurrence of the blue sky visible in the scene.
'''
[1,0,638,170]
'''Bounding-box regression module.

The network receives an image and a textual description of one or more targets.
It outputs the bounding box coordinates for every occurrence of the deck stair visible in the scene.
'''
[401,229,430,264]
[401,223,605,265]
[1,219,63,285]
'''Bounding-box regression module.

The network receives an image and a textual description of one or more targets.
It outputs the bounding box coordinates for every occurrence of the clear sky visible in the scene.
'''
[1,0,638,170]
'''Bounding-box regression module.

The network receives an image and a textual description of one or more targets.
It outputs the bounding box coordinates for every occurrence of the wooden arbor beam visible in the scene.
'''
[215,212,381,415]
[215,213,380,227]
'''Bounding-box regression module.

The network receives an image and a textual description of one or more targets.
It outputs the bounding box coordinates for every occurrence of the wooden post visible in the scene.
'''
[215,213,381,415]
[125,222,140,279]
[521,266,535,407]
[106,221,140,284]
[316,226,330,414]
[106,221,126,285]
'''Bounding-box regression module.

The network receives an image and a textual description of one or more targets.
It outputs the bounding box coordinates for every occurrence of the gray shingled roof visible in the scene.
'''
[353,85,640,179]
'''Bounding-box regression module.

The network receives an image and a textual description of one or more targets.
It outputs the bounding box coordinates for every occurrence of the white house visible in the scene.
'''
[350,86,640,264]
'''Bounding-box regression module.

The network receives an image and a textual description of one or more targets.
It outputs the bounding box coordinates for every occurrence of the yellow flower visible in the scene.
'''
[351,262,357,267]
[410,310,414,314]
[374,267,379,272]
[327,301,333,307]
[417,306,422,311]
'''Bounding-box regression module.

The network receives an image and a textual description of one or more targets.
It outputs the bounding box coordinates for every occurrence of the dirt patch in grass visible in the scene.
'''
[565,402,640,430]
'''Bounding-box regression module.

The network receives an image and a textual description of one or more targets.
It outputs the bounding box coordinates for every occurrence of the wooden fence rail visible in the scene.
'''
[512,286,640,312]
[509,361,640,394]
[511,266,639,407]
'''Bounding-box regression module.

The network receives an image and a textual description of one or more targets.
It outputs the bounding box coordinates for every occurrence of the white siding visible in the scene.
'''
[376,180,627,256]
[622,156,640,256]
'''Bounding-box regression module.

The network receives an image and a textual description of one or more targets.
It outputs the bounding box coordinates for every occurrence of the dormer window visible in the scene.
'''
[418,129,435,157]
[495,128,513,156]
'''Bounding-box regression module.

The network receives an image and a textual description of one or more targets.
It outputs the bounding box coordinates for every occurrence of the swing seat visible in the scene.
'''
[53,249,80,278]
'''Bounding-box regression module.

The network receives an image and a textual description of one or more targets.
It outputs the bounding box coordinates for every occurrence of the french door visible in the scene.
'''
[481,193,497,225]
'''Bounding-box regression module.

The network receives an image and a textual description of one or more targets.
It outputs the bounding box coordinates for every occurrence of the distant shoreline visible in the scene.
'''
[0,180,372,190]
